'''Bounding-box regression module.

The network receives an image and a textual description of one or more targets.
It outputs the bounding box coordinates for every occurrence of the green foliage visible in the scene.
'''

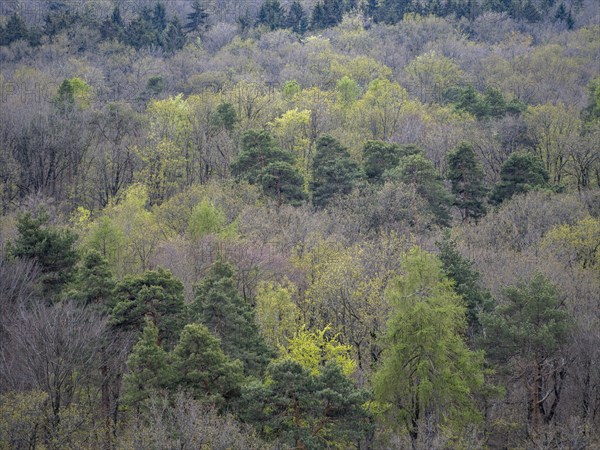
[53,77,93,112]
[363,140,421,184]
[189,261,274,375]
[9,212,79,300]
[69,250,115,309]
[490,151,550,204]
[111,268,185,346]
[240,359,372,448]
[582,76,600,123]
[212,102,237,130]
[451,85,525,120]
[255,280,300,347]
[446,142,488,222]
[311,135,363,208]
[232,129,294,184]
[124,318,173,409]
[386,154,453,226]
[188,199,226,239]
[436,231,492,338]
[257,0,286,30]
[172,323,244,406]
[0,390,49,450]
[259,161,306,206]
[286,1,309,34]
[480,273,571,364]
[374,247,484,442]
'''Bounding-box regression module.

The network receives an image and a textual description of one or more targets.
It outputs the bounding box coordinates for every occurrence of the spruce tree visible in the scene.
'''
[189,261,273,375]
[69,250,115,310]
[286,1,308,34]
[259,161,306,206]
[186,0,209,33]
[490,151,549,204]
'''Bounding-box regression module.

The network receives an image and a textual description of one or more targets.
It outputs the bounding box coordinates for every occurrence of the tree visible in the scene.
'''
[480,273,572,434]
[255,281,299,347]
[239,359,371,448]
[188,199,226,239]
[362,140,419,184]
[259,161,306,206]
[311,135,363,208]
[123,318,172,410]
[186,0,209,33]
[374,247,484,446]
[436,231,492,339]
[446,142,487,222]
[172,323,244,406]
[9,212,79,300]
[257,0,286,30]
[231,129,294,184]
[189,261,273,375]
[386,154,453,226]
[286,1,308,34]
[69,250,115,309]
[111,268,185,347]
[1,13,28,45]
[490,151,549,204]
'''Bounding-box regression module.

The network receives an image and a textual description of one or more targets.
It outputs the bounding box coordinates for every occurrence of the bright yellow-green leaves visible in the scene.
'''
[404,51,465,103]
[542,216,600,271]
[277,325,356,377]
[255,280,300,347]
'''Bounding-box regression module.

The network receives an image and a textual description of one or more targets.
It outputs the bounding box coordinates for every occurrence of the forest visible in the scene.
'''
[0,0,599,448]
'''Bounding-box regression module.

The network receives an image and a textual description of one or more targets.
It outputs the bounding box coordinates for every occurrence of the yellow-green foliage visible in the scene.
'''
[278,325,356,377]
[255,280,300,347]
[542,216,600,271]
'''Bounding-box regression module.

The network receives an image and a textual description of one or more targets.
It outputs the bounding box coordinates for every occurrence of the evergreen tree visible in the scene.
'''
[186,0,209,33]
[240,360,372,448]
[123,318,173,409]
[446,142,487,222]
[231,129,294,184]
[311,135,363,208]
[387,154,453,226]
[257,0,286,30]
[490,151,549,204]
[374,247,484,445]
[480,273,572,429]
[9,212,79,300]
[436,231,492,339]
[99,7,124,40]
[311,2,327,29]
[160,17,186,53]
[189,261,273,375]
[286,1,308,34]
[69,250,115,310]
[259,161,306,206]
[363,140,405,184]
[111,268,185,347]
[1,13,28,45]
[172,323,244,406]
[211,102,237,131]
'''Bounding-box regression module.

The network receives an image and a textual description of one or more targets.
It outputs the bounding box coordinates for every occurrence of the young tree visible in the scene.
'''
[374,247,484,446]
[69,250,115,309]
[311,135,363,208]
[189,261,273,375]
[446,142,487,222]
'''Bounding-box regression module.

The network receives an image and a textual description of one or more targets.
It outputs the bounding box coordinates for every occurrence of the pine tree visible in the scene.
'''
[189,261,273,375]
[363,140,403,184]
[260,161,306,206]
[240,359,371,448]
[69,250,115,310]
[9,212,79,300]
[311,2,327,29]
[160,17,186,53]
[172,323,244,406]
[1,13,28,45]
[490,151,549,204]
[257,0,286,30]
[311,135,363,208]
[374,247,484,445]
[111,268,185,347]
[123,318,173,410]
[446,142,487,222]
[186,0,209,33]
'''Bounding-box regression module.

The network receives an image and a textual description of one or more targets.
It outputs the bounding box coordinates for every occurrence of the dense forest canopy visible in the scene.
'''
[0,0,599,448]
